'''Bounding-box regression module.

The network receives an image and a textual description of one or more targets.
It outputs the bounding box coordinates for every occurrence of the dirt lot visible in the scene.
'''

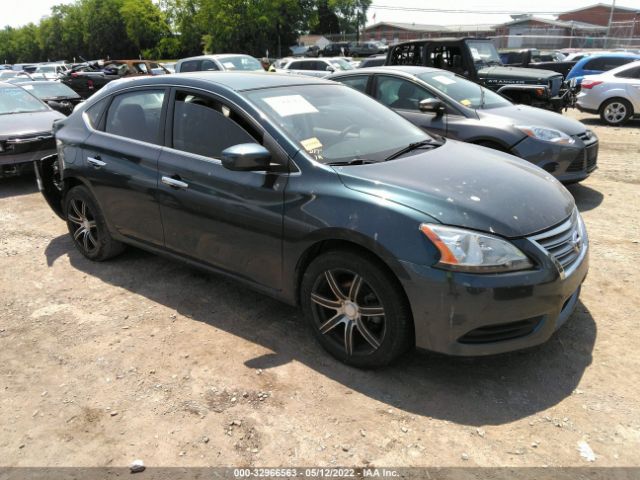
[0,110,639,469]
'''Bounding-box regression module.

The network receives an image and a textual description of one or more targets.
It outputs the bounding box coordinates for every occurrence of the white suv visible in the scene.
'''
[576,60,640,125]
[276,57,354,78]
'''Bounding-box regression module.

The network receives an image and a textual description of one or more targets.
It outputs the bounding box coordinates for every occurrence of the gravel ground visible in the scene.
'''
[0,110,639,468]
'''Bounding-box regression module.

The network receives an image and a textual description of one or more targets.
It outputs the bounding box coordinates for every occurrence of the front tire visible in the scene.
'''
[64,185,125,261]
[301,249,413,368]
[600,98,633,126]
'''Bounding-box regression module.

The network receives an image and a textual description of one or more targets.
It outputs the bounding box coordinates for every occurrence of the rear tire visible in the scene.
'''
[64,185,125,261]
[301,249,413,368]
[600,98,633,126]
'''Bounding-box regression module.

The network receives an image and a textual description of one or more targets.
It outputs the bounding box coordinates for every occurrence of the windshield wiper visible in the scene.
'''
[384,140,435,162]
[327,158,375,166]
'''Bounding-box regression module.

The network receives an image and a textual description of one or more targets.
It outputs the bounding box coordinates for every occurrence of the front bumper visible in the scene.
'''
[0,147,57,177]
[399,235,589,356]
[510,134,598,184]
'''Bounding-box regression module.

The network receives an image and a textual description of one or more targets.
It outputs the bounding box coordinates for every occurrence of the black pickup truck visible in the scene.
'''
[386,38,574,111]
[500,49,577,77]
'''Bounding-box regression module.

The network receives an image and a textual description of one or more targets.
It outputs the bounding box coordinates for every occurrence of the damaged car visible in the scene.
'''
[13,81,82,116]
[36,73,588,367]
[1,82,65,178]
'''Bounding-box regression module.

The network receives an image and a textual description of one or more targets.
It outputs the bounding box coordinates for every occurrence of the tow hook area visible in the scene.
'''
[33,154,65,220]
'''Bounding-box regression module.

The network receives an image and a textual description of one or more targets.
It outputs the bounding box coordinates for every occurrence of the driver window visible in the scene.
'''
[172,91,261,158]
[374,76,435,111]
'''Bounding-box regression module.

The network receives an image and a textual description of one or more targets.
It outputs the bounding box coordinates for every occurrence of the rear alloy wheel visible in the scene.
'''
[64,186,124,261]
[600,98,633,126]
[301,250,413,368]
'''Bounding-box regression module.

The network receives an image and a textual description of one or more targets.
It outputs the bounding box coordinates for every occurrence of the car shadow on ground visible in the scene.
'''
[0,174,38,199]
[577,117,640,129]
[44,234,596,427]
[566,183,604,212]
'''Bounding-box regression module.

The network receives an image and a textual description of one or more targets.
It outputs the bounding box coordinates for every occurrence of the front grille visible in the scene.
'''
[529,211,584,275]
[550,77,563,96]
[566,156,585,172]
[586,144,598,171]
[458,316,542,344]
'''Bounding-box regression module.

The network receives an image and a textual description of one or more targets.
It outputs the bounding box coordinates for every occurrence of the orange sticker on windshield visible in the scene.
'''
[460,99,472,106]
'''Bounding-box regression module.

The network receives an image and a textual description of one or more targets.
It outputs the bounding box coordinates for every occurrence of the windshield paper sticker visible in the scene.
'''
[301,137,324,161]
[264,95,319,117]
[460,99,472,106]
[432,75,456,85]
[469,47,480,60]
[222,62,235,68]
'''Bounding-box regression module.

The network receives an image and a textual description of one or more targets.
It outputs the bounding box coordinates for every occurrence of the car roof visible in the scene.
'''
[178,54,254,62]
[332,65,442,76]
[108,71,335,92]
[392,37,480,46]
[577,52,640,62]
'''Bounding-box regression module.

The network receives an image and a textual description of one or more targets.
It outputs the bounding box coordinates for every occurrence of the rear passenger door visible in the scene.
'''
[156,88,288,290]
[82,88,168,247]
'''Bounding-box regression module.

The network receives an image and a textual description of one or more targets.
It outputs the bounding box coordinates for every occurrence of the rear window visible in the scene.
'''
[179,60,200,73]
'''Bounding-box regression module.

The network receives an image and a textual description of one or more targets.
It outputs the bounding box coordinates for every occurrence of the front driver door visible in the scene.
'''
[157,88,288,290]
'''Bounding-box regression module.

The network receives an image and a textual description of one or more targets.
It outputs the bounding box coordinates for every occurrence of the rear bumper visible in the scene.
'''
[400,239,589,356]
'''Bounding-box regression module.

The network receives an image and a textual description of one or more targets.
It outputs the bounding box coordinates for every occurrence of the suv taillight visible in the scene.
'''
[581,80,603,89]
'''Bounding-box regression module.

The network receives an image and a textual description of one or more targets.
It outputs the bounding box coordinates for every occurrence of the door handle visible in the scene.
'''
[162,176,189,189]
[87,156,106,168]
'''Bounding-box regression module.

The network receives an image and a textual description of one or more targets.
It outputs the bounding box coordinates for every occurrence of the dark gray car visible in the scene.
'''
[0,82,65,178]
[330,66,598,183]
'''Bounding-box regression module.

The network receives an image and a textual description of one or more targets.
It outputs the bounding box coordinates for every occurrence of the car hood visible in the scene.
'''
[479,66,561,81]
[0,110,63,139]
[479,104,587,136]
[334,140,575,238]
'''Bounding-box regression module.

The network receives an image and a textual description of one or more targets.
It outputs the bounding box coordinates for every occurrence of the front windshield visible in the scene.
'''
[243,84,432,164]
[36,66,57,73]
[220,56,263,71]
[0,71,18,78]
[20,82,79,99]
[0,86,48,115]
[466,40,502,68]
[329,58,354,71]
[417,71,511,110]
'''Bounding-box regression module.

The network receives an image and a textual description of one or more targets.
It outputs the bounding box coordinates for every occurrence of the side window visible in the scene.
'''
[289,61,304,70]
[603,57,634,70]
[172,91,261,158]
[179,60,200,73]
[389,43,424,66]
[134,63,149,74]
[338,75,369,93]
[616,66,640,79]
[374,76,435,111]
[105,90,165,144]
[583,58,603,70]
[430,46,463,72]
[201,60,219,71]
[85,97,109,129]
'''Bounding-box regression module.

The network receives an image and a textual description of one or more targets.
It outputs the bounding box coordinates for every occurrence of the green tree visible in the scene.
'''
[120,0,170,54]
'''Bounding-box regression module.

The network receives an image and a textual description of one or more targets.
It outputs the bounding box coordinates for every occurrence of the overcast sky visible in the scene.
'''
[2,0,636,28]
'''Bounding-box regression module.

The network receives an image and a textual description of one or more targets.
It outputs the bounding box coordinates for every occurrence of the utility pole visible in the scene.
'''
[606,0,616,48]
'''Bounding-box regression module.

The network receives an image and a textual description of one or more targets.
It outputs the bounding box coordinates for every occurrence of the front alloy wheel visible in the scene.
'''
[301,250,413,367]
[311,269,386,356]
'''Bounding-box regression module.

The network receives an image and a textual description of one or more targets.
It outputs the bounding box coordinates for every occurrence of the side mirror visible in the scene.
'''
[419,98,446,116]
[221,143,271,171]
[326,65,335,72]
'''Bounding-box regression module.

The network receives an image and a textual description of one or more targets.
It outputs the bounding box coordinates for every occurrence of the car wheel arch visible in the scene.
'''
[599,96,634,114]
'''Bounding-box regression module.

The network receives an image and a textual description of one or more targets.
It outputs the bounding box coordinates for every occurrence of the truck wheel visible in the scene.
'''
[64,186,125,261]
[301,249,413,368]
[600,98,633,126]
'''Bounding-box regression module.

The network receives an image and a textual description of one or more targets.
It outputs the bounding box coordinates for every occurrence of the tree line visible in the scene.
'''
[0,0,371,64]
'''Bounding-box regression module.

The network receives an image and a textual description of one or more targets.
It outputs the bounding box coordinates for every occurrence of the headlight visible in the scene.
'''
[420,224,533,273]
[515,125,575,145]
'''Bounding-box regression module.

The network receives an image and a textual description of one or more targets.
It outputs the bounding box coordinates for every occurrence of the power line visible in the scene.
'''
[369,4,571,15]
